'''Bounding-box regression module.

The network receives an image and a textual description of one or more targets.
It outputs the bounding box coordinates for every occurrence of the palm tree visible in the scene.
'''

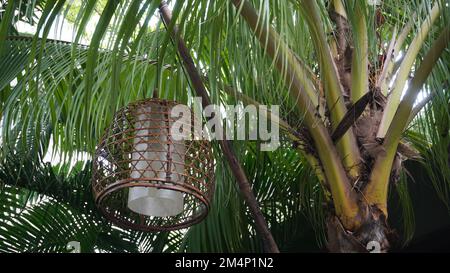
[0,0,448,252]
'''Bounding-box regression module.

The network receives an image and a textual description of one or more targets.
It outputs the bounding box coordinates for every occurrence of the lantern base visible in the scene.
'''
[127,186,184,217]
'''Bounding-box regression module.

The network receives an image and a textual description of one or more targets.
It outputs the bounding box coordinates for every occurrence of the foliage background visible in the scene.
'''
[0,0,448,252]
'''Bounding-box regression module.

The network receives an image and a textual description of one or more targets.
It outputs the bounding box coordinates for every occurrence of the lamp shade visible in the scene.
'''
[127,103,184,217]
[92,98,214,231]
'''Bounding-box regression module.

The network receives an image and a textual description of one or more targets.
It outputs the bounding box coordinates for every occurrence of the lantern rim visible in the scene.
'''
[95,179,211,232]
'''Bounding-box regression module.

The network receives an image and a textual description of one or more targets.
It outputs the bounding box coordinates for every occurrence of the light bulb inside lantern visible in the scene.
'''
[127,103,185,217]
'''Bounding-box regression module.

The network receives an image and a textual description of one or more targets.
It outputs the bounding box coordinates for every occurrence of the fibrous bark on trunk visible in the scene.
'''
[326,207,395,253]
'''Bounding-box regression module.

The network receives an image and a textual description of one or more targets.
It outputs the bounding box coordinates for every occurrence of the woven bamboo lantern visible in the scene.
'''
[92,98,214,231]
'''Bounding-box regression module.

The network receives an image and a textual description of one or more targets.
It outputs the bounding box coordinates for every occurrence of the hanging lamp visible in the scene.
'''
[92,98,215,231]
[91,6,215,231]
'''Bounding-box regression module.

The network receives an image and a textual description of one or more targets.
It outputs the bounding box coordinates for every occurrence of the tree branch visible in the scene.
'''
[376,26,397,93]
[231,0,360,230]
[298,0,361,179]
[377,1,442,138]
[365,25,450,215]
[159,1,280,253]
[379,10,418,97]
[349,1,369,102]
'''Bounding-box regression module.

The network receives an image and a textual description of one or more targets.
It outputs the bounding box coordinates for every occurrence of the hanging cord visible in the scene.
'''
[159,8,195,100]
[152,20,161,99]
[156,13,174,182]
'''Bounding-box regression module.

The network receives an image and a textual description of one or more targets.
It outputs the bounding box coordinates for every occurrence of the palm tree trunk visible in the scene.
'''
[326,209,393,253]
